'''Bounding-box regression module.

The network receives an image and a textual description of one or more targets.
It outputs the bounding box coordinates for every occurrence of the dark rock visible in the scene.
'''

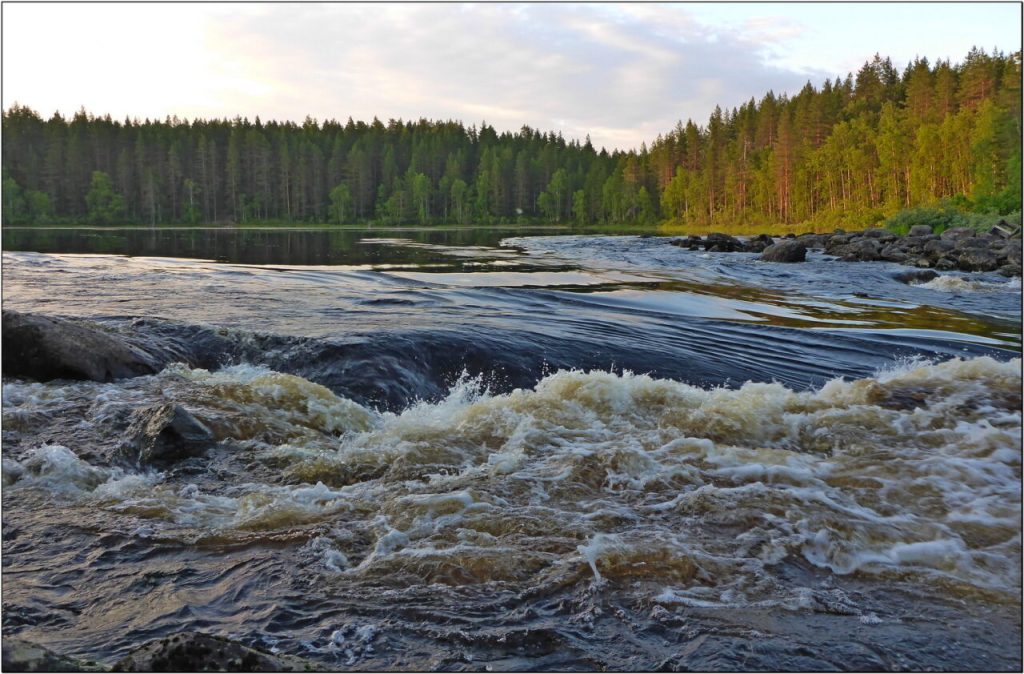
[638,233,654,239]
[2,638,104,672]
[745,234,775,253]
[997,264,1022,277]
[2,310,160,383]
[908,225,933,237]
[893,269,938,284]
[122,403,214,465]
[957,249,1000,272]
[838,239,882,261]
[796,233,829,249]
[112,632,322,672]
[923,239,956,257]
[935,257,958,271]
[860,228,896,243]
[703,232,745,252]
[954,236,990,250]
[760,240,807,263]
[824,234,851,253]
[1004,240,1023,266]
[939,226,977,241]
[879,245,908,262]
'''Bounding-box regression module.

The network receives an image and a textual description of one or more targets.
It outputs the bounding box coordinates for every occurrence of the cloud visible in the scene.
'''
[3,3,830,150]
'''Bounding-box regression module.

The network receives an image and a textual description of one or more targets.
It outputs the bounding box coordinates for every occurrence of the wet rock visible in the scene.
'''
[760,240,807,263]
[745,234,775,253]
[997,264,1022,277]
[112,633,322,672]
[122,403,214,465]
[893,269,938,284]
[923,239,956,257]
[939,226,977,241]
[935,257,958,271]
[860,228,896,243]
[957,249,1000,272]
[2,310,160,383]
[704,232,745,252]
[879,245,908,262]
[908,225,933,236]
[1,638,104,672]
[796,233,829,249]
[838,239,882,261]
[911,257,934,268]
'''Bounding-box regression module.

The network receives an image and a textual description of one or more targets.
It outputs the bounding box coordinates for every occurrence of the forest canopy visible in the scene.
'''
[2,47,1020,229]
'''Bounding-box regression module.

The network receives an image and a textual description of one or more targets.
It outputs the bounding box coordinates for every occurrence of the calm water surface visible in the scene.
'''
[2,227,1021,670]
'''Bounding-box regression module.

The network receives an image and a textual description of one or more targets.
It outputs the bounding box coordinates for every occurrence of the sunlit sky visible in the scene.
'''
[2,2,1020,150]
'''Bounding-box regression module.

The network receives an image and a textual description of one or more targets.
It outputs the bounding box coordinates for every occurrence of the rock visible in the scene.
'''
[745,234,775,253]
[935,257,958,271]
[112,633,322,672]
[838,239,882,261]
[954,236,990,250]
[997,264,1022,277]
[912,257,934,268]
[893,270,938,284]
[923,239,956,257]
[860,228,896,242]
[796,233,829,249]
[122,403,214,465]
[824,234,851,253]
[1,638,104,672]
[939,226,977,241]
[760,240,807,263]
[879,245,908,262]
[908,225,933,236]
[957,249,1000,272]
[703,232,745,252]
[2,311,160,383]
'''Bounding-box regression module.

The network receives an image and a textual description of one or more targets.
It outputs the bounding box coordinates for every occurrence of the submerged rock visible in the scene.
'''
[1,638,104,672]
[111,633,322,672]
[893,269,939,284]
[122,402,214,465]
[2,310,160,383]
[760,240,807,263]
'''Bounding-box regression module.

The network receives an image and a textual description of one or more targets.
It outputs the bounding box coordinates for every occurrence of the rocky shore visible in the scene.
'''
[668,225,1023,275]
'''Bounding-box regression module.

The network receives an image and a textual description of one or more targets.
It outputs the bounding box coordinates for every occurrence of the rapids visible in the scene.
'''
[2,229,1021,670]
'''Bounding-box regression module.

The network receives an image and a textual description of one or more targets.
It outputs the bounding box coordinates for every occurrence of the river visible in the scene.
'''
[2,227,1021,670]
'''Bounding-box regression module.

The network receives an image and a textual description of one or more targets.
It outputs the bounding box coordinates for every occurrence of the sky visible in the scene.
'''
[2,2,1020,151]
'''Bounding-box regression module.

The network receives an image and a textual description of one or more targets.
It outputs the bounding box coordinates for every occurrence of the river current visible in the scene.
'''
[2,227,1021,670]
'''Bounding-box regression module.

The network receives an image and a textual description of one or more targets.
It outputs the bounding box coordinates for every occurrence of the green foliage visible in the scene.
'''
[328,183,353,224]
[85,171,127,225]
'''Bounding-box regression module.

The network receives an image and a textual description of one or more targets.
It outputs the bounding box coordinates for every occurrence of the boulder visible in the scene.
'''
[796,233,829,249]
[703,232,745,252]
[2,311,159,383]
[838,239,882,261]
[893,269,938,284]
[2,638,104,672]
[957,249,1000,272]
[112,633,322,672]
[860,228,896,242]
[997,264,1022,277]
[935,257,958,271]
[939,226,977,241]
[745,234,775,253]
[908,225,933,237]
[122,403,214,465]
[760,240,807,263]
[923,239,956,257]
[879,245,908,262]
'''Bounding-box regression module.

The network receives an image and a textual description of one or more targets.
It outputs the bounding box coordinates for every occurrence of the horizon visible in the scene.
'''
[2,2,1021,152]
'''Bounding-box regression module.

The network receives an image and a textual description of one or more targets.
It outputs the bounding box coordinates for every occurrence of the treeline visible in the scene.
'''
[1,47,1020,228]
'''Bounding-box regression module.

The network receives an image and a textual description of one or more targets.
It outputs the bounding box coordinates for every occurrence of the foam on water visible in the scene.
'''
[2,356,1020,605]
